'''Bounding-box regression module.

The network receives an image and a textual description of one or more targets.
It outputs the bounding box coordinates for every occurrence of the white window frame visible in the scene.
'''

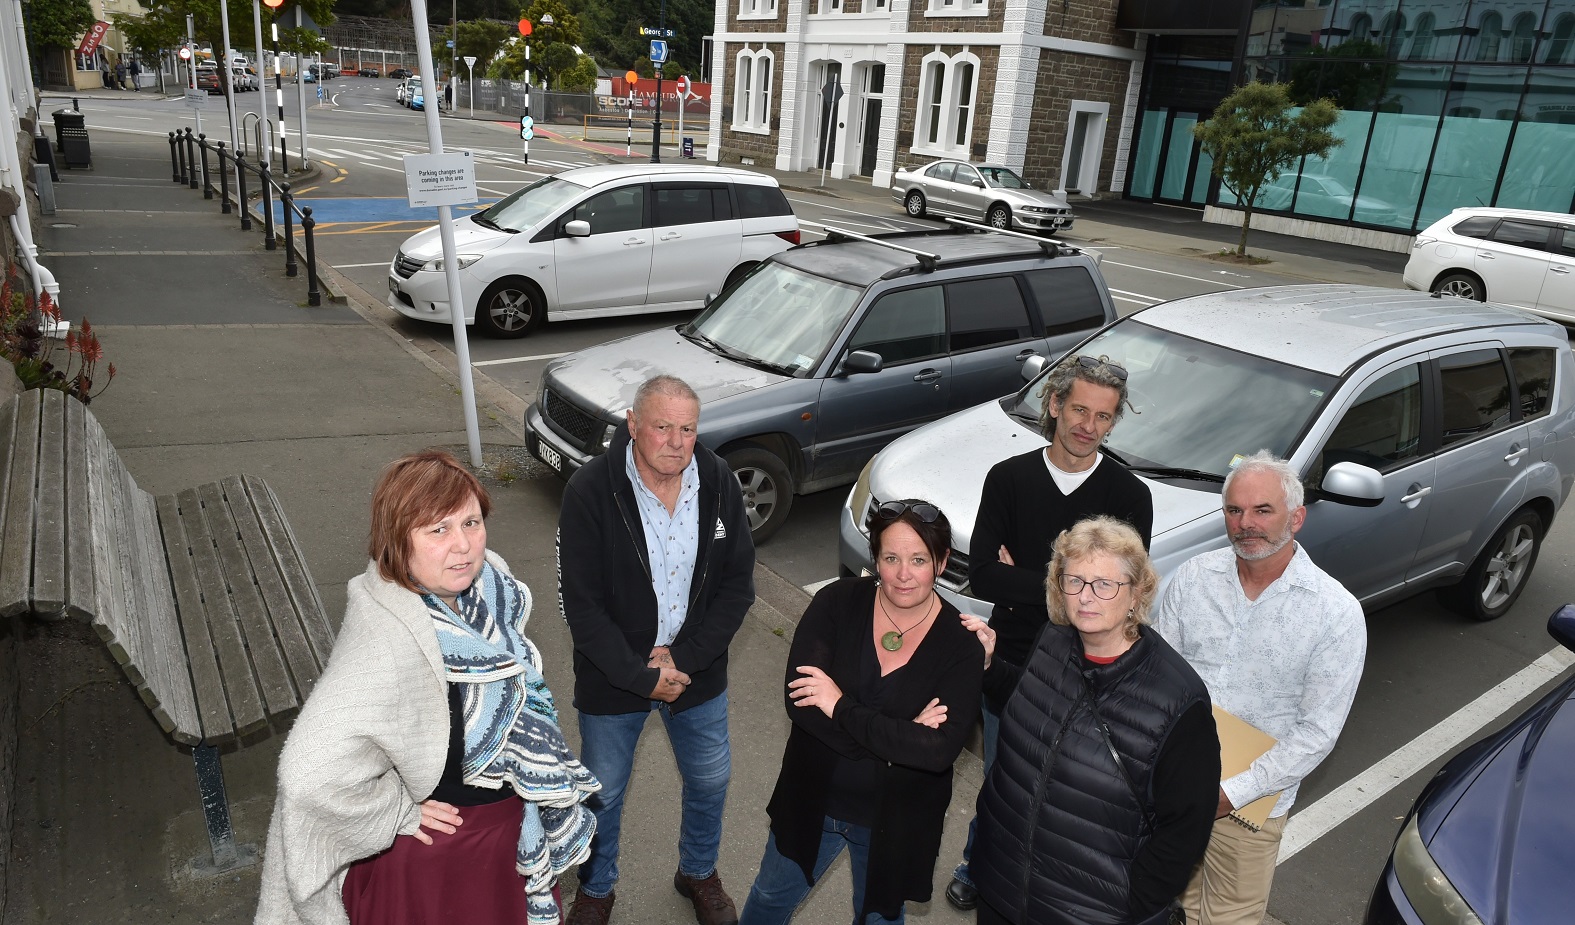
[731,47,774,135]
[926,0,988,18]
[738,0,778,20]
[816,0,842,13]
[912,50,980,158]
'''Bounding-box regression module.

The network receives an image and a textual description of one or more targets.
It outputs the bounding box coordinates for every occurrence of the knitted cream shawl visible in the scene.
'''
[253,551,518,925]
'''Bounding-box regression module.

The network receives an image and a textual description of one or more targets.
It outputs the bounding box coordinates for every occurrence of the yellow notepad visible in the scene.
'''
[1212,705,1281,831]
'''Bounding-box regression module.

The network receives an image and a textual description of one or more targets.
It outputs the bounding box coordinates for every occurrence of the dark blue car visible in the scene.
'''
[1366,605,1575,925]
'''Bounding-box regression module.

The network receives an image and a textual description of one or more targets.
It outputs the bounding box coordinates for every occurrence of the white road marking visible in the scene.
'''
[356,160,406,173]
[784,195,928,227]
[1100,259,1248,289]
[332,262,393,268]
[1109,288,1164,304]
[1277,644,1575,865]
[472,352,569,368]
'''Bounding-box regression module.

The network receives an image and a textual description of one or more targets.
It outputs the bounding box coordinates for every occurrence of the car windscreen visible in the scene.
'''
[1016,319,1337,478]
[477,177,589,233]
[980,167,1027,189]
[684,262,861,377]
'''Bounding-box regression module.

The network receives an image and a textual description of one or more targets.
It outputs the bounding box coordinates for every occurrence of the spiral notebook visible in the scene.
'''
[1212,705,1280,831]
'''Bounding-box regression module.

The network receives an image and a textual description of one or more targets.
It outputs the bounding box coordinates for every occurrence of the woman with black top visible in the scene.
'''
[255,450,598,925]
[739,500,983,925]
[965,516,1219,925]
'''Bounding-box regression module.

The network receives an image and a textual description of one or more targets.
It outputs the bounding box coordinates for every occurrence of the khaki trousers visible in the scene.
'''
[1179,813,1287,925]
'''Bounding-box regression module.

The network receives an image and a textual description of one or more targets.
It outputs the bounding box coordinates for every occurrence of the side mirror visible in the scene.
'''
[1549,604,1575,653]
[973,179,985,188]
[564,219,591,238]
[1318,461,1384,507]
[840,350,883,376]
[1021,354,1048,382]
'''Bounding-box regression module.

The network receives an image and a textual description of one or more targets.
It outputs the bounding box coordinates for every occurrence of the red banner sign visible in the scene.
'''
[77,21,109,56]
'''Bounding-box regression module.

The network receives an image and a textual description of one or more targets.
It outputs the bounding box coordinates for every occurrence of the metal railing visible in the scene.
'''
[168,127,322,307]
[238,112,277,161]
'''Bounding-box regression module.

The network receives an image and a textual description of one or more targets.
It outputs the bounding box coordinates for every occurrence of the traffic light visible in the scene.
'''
[263,0,284,8]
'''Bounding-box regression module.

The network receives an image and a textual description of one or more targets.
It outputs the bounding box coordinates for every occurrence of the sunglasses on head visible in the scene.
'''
[875,500,942,524]
[1073,354,1128,382]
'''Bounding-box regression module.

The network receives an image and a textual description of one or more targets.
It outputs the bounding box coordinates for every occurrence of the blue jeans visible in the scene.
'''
[952,699,1000,888]
[575,690,731,898]
[739,819,904,925]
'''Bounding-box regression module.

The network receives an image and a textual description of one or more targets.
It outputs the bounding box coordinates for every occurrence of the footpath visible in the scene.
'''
[1,106,1336,925]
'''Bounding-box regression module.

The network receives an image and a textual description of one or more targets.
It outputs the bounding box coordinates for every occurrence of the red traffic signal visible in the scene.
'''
[518,18,531,36]
[263,0,285,8]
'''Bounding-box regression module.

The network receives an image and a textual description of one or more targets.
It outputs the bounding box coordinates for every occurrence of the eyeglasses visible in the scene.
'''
[1058,575,1130,599]
[1073,354,1128,382]
[874,500,941,524]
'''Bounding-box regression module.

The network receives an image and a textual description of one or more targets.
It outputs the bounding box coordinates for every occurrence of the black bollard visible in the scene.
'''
[234,152,253,232]
[185,129,199,190]
[217,142,231,214]
[199,134,212,200]
[302,207,321,307]
[169,131,180,182]
[175,131,188,184]
[258,161,276,251]
[281,184,297,277]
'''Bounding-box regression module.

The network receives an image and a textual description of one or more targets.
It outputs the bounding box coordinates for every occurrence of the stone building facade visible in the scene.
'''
[706,0,1141,197]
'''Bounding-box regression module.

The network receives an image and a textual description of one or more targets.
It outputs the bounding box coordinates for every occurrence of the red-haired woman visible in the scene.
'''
[255,449,598,925]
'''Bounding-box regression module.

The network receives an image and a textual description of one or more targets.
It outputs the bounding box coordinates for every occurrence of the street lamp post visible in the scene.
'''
[650,0,666,163]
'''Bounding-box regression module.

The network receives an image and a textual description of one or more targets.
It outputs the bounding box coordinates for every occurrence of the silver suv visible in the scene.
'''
[525,224,1116,541]
[841,285,1575,621]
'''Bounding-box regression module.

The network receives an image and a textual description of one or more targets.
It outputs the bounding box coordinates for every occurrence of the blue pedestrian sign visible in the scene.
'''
[649,40,669,64]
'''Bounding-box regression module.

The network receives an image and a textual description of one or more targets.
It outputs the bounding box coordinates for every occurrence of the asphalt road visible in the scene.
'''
[71,81,1575,925]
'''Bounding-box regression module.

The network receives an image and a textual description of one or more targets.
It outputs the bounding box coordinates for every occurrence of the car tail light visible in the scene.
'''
[776,229,801,246]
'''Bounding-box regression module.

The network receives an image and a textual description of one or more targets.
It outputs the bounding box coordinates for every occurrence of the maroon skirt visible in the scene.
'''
[341,796,562,925]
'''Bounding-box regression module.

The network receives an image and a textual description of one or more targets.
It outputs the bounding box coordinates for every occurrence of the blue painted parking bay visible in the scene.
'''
[270,197,502,224]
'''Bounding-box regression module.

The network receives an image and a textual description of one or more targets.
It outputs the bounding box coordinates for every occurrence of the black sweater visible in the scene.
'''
[969,449,1152,709]
[765,578,983,919]
[557,426,756,715]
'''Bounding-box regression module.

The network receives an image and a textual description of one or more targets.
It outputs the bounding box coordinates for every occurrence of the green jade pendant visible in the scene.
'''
[880,631,904,652]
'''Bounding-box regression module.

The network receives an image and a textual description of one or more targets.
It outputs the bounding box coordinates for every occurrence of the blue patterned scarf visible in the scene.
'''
[424,562,600,925]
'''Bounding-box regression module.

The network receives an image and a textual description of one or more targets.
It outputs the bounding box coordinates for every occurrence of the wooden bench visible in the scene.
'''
[0,388,335,873]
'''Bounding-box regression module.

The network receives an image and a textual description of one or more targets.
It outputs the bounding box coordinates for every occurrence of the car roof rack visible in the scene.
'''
[820,225,943,271]
[943,217,1087,259]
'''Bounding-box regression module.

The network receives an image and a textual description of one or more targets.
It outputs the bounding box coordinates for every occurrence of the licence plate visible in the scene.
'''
[388,277,398,294]
[538,440,562,472]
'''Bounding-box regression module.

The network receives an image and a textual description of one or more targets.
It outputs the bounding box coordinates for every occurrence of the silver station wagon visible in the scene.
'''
[840,285,1575,622]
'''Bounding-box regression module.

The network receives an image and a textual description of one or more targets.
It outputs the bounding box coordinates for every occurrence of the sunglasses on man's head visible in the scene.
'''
[875,500,941,524]
[1073,354,1128,382]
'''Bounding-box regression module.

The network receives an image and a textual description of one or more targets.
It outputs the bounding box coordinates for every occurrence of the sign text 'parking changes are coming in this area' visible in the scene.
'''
[402,151,479,209]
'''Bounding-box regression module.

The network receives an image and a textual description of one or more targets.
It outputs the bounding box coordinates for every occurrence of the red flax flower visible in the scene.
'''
[79,333,104,364]
[39,291,60,323]
[64,330,78,353]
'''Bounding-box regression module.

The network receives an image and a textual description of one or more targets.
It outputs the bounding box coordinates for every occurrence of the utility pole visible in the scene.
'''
[650,0,666,163]
[186,15,203,138]
[263,0,288,171]
[294,5,311,163]
[449,0,457,114]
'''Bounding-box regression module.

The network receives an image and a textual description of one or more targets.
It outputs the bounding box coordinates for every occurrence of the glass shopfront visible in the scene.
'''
[1128,1,1575,233]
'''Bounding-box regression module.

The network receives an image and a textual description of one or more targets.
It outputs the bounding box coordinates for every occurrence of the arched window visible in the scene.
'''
[731,48,774,133]
[914,51,980,155]
[1409,13,1436,60]
[1547,14,1575,63]
[1475,12,1504,61]
[1378,12,1406,57]
[1347,13,1373,46]
[1510,13,1538,62]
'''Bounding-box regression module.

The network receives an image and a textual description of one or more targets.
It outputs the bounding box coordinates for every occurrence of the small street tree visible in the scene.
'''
[1193,80,1343,257]
[455,19,511,72]
[21,0,95,50]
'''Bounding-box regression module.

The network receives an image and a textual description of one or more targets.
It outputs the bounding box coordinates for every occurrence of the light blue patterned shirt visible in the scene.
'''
[625,443,701,647]
[1152,543,1367,817]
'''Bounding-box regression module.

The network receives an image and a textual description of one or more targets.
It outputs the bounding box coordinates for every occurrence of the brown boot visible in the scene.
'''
[673,870,738,925]
[565,888,615,925]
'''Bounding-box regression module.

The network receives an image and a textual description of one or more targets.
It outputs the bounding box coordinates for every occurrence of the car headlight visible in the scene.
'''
[848,457,876,534]
[1020,205,1052,213]
[1391,815,1483,925]
[421,254,482,272]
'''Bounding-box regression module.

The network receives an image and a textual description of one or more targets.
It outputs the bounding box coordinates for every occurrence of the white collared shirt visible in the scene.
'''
[1152,543,1367,816]
[625,444,701,647]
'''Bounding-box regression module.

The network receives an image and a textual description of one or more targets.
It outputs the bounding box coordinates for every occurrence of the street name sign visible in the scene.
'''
[402,151,478,208]
[639,27,676,37]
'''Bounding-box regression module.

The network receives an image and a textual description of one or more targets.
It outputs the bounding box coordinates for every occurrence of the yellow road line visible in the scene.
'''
[294,185,320,195]
[316,227,422,235]
[331,175,346,182]
[320,159,339,168]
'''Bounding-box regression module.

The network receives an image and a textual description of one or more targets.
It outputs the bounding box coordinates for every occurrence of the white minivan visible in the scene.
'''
[388,164,800,337]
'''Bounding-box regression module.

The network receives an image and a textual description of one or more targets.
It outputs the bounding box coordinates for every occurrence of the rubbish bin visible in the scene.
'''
[52,110,91,169]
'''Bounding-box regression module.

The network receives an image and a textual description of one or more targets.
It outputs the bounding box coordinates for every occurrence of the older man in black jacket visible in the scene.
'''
[558,375,756,925]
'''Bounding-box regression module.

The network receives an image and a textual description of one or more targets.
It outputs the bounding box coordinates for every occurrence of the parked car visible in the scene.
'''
[524,225,1116,540]
[1255,172,1402,226]
[1366,603,1575,925]
[358,66,380,77]
[230,66,258,91]
[389,67,412,79]
[390,164,800,339]
[892,159,1075,234]
[839,284,1575,621]
[195,65,221,94]
[404,75,425,109]
[321,62,342,78]
[302,68,317,83]
[395,78,411,104]
[1404,207,1575,324]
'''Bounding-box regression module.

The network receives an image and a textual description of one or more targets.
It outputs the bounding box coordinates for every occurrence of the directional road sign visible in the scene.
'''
[649,40,669,64]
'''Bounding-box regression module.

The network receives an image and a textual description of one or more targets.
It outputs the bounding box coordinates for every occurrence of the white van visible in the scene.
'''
[387,164,801,337]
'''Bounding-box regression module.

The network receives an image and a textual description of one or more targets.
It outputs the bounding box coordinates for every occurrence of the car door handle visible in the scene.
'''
[1505,445,1529,462]
[623,237,646,246]
[1552,266,1571,275]
[1400,485,1433,504]
[1015,349,1039,361]
[659,232,682,241]
[1477,251,1495,259]
[913,369,943,383]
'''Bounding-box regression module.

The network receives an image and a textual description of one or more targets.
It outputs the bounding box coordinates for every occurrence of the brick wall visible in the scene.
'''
[906,1,1006,34]
[718,41,787,164]
[1021,49,1133,194]
[727,0,785,32]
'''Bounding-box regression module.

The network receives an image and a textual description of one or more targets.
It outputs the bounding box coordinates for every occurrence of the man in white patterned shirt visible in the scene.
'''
[1152,450,1366,925]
